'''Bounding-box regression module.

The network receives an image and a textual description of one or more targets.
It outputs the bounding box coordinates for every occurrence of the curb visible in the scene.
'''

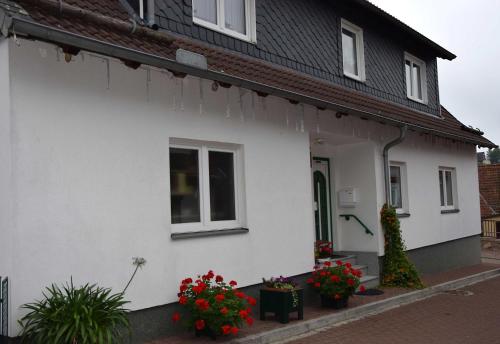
[232,268,500,344]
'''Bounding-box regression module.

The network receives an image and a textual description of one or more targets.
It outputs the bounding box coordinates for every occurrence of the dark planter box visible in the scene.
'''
[259,288,304,324]
[195,327,217,341]
[320,294,348,309]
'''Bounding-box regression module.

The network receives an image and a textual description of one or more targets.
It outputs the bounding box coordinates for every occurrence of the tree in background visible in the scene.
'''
[489,148,500,164]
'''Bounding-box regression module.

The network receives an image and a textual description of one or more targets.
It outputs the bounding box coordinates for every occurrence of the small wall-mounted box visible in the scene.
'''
[338,188,358,208]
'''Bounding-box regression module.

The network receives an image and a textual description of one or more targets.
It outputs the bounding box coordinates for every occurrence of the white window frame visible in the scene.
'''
[169,138,246,233]
[404,52,428,104]
[438,167,457,211]
[389,162,409,214]
[341,19,366,82]
[192,0,257,43]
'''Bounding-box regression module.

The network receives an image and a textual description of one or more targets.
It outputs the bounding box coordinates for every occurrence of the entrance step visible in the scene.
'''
[359,274,380,289]
[352,264,368,277]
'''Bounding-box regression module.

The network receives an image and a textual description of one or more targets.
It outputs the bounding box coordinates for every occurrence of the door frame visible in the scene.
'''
[312,156,334,242]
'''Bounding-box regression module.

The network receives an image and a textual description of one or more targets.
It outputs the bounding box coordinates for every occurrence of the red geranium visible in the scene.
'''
[172,313,181,323]
[175,271,254,337]
[246,317,254,326]
[308,261,362,300]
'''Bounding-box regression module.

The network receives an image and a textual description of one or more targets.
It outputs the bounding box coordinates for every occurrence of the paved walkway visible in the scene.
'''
[287,276,500,344]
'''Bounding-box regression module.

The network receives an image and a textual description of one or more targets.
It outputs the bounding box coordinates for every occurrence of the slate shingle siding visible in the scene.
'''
[155,0,440,116]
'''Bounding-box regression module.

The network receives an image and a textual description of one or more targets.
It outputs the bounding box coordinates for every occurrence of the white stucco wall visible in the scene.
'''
[387,132,481,251]
[6,39,315,334]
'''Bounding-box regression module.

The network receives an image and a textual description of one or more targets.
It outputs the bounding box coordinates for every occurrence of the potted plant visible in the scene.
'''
[173,270,256,339]
[307,261,365,309]
[260,276,303,324]
[315,240,334,264]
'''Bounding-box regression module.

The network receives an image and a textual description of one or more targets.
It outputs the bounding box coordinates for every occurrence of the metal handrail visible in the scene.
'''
[339,214,375,236]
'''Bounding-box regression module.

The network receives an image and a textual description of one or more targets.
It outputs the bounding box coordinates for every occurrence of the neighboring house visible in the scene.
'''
[0,0,496,341]
[478,164,500,238]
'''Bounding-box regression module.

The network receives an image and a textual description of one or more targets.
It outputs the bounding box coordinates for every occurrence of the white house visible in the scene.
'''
[0,0,496,341]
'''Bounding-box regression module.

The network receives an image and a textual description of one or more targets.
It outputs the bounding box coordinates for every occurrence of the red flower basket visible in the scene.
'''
[173,270,255,338]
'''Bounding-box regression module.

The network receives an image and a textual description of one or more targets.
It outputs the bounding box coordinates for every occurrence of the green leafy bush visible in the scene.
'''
[381,204,423,289]
[19,280,130,344]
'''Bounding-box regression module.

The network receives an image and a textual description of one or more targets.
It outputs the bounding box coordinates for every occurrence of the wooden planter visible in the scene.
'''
[259,287,304,324]
[195,327,217,340]
[320,294,349,309]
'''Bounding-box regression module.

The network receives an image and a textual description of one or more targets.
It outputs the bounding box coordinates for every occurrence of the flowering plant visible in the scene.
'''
[315,241,334,259]
[262,276,299,307]
[307,261,364,300]
[173,270,256,337]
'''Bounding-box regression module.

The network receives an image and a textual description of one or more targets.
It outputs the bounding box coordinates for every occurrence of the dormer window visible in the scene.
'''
[341,19,365,82]
[405,52,427,103]
[192,0,256,43]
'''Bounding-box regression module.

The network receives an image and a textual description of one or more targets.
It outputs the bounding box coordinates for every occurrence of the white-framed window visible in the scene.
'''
[390,162,408,213]
[192,0,257,43]
[404,52,427,103]
[169,138,245,232]
[438,167,457,211]
[341,19,365,82]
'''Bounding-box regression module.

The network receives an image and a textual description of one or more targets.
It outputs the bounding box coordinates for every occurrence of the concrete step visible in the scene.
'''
[359,274,380,289]
[352,264,368,277]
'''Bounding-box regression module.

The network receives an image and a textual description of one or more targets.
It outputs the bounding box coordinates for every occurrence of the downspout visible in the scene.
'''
[383,125,407,205]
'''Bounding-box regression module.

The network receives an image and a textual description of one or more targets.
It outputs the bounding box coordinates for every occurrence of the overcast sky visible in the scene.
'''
[370,0,500,150]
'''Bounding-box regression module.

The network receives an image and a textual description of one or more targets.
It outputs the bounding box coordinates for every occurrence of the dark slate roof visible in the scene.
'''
[2,0,495,148]
[351,0,456,60]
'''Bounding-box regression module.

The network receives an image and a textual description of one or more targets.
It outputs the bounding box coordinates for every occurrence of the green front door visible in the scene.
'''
[313,160,331,241]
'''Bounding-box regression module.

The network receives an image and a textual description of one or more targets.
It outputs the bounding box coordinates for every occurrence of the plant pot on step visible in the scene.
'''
[320,294,349,309]
[260,287,304,324]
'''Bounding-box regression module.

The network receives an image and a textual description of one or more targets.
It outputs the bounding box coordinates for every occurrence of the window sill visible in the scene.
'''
[344,72,365,83]
[407,95,427,105]
[171,227,249,240]
[396,213,411,218]
[441,209,460,214]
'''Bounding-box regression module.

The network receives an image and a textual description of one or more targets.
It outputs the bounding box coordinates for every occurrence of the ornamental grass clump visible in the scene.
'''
[173,270,256,337]
[307,261,365,301]
[381,204,424,289]
[18,280,129,344]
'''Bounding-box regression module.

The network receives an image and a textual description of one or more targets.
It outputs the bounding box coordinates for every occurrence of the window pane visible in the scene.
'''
[445,171,453,206]
[209,151,236,221]
[413,64,422,99]
[439,170,445,206]
[225,0,246,34]
[342,28,358,76]
[390,166,402,208]
[193,0,217,24]
[170,148,201,224]
[405,60,412,97]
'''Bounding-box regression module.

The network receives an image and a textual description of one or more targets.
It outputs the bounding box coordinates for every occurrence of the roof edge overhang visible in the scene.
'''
[5,16,495,148]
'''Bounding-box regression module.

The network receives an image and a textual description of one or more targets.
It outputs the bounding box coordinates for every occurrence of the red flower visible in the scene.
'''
[216,275,224,283]
[222,325,232,335]
[330,275,340,283]
[239,310,248,319]
[207,270,214,279]
[172,312,181,323]
[220,307,228,315]
[345,262,352,268]
[231,327,239,335]
[179,284,188,293]
[342,269,350,275]
[182,278,193,284]
[215,294,225,302]
[235,291,245,299]
[195,298,210,311]
[229,280,238,287]
[347,278,355,286]
[195,319,205,331]
[359,285,366,292]
[324,261,332,267]
[246,317,254,326]
[314,282,321,288]
[336,260,343,266]
[306,278,314,284]
[247,296,257,306]
[320,271,326,277]
[334,294,341,300]
[179,295,188,305]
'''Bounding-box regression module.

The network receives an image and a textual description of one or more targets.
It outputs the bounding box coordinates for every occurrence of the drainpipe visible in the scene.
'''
[383,125,407,205]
